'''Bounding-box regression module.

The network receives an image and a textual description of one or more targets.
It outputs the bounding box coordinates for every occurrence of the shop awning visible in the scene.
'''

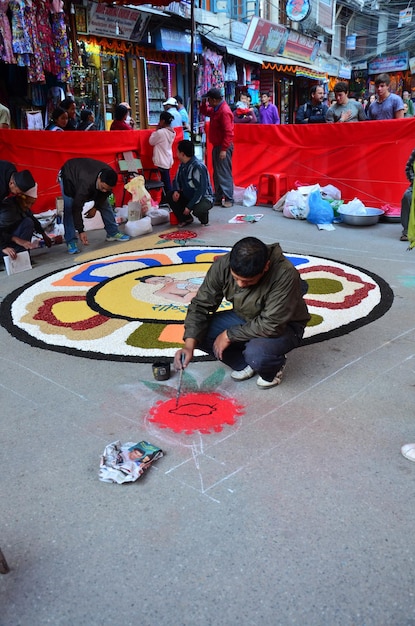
[202,32,326,78]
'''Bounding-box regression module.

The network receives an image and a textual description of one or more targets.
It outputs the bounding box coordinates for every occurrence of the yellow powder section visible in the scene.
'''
[52,300,97,323]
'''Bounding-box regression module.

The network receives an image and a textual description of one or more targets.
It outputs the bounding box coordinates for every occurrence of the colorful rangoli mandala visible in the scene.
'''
[0,246,393,362]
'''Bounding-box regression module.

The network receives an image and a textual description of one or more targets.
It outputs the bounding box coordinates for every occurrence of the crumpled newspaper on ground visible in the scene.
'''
[99,440,163,484]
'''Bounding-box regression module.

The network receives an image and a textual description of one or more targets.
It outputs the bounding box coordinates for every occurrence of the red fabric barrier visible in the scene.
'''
[0,129,182,213]
[0,119,412,213]
[208,118,415,208]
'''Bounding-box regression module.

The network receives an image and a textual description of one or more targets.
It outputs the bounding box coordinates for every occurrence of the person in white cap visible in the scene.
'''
[162,97,183,130]
[0,182,52,260]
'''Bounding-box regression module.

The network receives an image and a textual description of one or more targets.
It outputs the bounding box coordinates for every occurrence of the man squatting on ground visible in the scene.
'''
[174,237,310,389]
[165,139,214,227]
[58,158,130,254]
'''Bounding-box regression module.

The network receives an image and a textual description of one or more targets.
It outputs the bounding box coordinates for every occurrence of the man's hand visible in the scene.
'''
[79,232,89,245]
[2,247,17,260]
[42,234,53,248]
[213,330,231,360]
[183,207,191,216]
[340,110,352,122]
[219,150,227,160]
[174,347,193,370]
[172,191,180,202]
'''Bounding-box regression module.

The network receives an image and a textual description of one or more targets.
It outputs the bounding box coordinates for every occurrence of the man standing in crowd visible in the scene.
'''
[0,102,10,128]
[162,97,183,130]
[174,236,310,389]
[58,158,130,254]
[258,91,280,124]
[367,74,404,120]
[200,87,234,208]
[326,82,366,122]
[295,85,328,124]
[0,162,38,201]
[166,139,213,227]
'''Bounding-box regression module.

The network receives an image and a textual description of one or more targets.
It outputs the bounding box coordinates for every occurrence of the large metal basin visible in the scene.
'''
[338,207,384,226]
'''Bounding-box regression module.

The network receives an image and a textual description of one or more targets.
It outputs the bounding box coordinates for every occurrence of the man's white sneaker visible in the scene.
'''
[256,364,286,388]
[231,365,255,381]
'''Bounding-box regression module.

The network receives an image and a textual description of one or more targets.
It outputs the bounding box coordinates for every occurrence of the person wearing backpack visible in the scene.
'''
[295,85,328,124]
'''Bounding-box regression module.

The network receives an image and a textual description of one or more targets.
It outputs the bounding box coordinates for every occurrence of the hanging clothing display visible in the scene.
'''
[35,0,58,76]
[197,48,225,99]
[50,0,71,83]
[9,0,32,67]
[0,0,15,64]
[26,0,45,83]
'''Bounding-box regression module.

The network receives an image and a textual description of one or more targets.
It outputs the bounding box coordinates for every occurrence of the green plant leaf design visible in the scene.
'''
[180,370,200,391]
[141,380,175,397]
[200,368,226,390]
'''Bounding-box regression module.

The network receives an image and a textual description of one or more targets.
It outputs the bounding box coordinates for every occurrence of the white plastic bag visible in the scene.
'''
[124,216,152,237]
[342,198,366,215]
[243,185,257,207]
[148,208,169,225]
[283,190,308,219]
[234,186,245,204]
[321,184,341,201]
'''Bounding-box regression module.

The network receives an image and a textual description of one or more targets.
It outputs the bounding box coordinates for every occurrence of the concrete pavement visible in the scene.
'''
[1,204,415,626]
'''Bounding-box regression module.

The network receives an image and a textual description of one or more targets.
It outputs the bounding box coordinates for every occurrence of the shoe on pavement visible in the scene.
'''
[256,363,286,388]
[222,200,234,208]
[106,232,130,242]
[231,365,255,381]
[401,443,415,461]
[67,241,79,254]
[400,234,409,242]
[178,216,194,228]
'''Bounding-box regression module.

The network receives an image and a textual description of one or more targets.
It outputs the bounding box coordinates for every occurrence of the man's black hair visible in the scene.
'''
[229,237,269,277]
[177,140,194,158]
[99,167,118,187]
[174,95,183,105]
[334,81,348,94]
[60,98,75,111]
[114,104,128,121]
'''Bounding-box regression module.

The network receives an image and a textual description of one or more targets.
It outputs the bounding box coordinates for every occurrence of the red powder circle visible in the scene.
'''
[148,392,245,434]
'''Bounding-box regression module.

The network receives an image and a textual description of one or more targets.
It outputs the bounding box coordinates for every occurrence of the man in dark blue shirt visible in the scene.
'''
[295,85,328,124]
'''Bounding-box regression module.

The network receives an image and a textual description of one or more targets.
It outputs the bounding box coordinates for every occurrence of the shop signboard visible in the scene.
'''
[338,62,352,79]
[368,52,409,74]
[281,30,320,63]
[154,28,202,53]
[88,3,149,42]
[286,0,311,22]
[398,8,412,27]
[243,16,288,56]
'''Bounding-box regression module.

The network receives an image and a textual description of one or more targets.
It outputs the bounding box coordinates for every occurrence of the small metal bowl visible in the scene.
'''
[338,207,385,226]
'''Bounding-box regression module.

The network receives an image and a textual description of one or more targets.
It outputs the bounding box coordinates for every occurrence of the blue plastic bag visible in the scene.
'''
[307,190,334,225]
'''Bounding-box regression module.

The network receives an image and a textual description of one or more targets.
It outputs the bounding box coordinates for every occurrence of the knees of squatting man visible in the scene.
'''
[173,236,310,389]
